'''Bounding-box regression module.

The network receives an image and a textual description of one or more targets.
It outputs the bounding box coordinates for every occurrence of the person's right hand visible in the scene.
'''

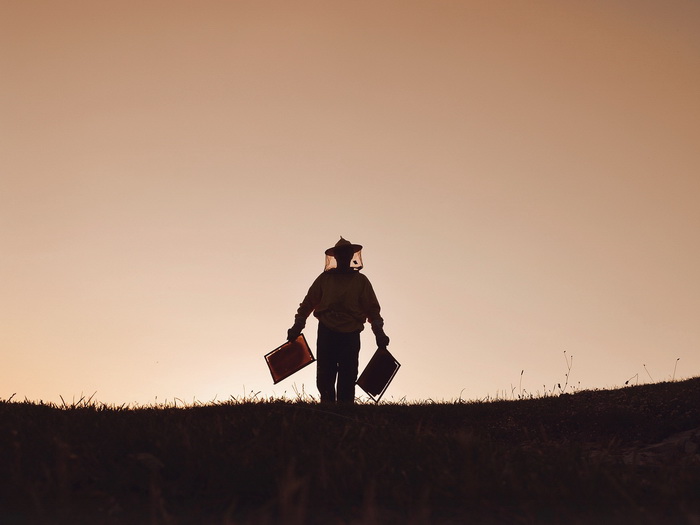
[375,332,390,349]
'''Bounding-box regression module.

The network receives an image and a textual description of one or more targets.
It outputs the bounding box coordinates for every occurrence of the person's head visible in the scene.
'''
[333,245,355,269]
[324,237,363,271]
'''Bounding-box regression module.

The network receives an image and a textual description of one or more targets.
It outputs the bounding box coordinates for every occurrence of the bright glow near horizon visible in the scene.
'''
[2,1,699,405]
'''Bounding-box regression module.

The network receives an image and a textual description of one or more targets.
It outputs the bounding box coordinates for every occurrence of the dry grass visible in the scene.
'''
[1,378,699,524]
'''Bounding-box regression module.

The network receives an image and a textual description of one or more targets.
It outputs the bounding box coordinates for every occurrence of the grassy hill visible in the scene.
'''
[1,378,699,524]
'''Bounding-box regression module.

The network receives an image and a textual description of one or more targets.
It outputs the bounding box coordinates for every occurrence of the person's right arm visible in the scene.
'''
[360,276,390,349]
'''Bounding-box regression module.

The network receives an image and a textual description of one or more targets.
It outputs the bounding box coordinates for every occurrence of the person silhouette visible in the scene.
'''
[287,237,390,403]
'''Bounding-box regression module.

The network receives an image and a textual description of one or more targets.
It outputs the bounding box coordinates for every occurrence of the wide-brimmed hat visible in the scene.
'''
[325,236,363,256]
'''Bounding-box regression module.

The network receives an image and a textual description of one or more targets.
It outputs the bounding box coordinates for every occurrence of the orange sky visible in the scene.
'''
[2,1,699,404]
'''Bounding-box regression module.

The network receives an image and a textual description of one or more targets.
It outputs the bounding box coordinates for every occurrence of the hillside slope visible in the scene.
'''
[1,378,699,524]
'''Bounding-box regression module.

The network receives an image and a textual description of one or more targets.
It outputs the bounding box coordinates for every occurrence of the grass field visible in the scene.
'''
[1,378,699,524]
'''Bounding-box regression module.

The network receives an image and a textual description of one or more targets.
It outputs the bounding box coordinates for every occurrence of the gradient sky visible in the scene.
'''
[2,1,699,405]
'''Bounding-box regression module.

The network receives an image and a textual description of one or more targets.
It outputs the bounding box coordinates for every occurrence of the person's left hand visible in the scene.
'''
[287,327,302,342]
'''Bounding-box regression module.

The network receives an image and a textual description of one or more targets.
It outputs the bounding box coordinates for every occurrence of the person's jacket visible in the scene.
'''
[294,269,384,334]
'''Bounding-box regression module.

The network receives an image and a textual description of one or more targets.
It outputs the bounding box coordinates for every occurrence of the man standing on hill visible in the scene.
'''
[287,237,390,404]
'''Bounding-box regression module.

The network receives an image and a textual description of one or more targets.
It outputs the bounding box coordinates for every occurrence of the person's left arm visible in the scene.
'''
[287,274,323,341]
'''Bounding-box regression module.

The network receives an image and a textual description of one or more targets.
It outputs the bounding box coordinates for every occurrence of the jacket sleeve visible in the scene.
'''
[360,276,385,335]
[292,274,323,329]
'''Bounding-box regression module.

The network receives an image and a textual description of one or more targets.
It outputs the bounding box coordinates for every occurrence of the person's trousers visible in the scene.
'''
[316,322,361,403]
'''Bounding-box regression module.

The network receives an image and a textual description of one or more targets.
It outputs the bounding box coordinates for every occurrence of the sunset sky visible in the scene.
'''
[2,1,699,405]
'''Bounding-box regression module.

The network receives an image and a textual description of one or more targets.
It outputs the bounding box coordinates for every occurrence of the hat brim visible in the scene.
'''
[325,244,363,256]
